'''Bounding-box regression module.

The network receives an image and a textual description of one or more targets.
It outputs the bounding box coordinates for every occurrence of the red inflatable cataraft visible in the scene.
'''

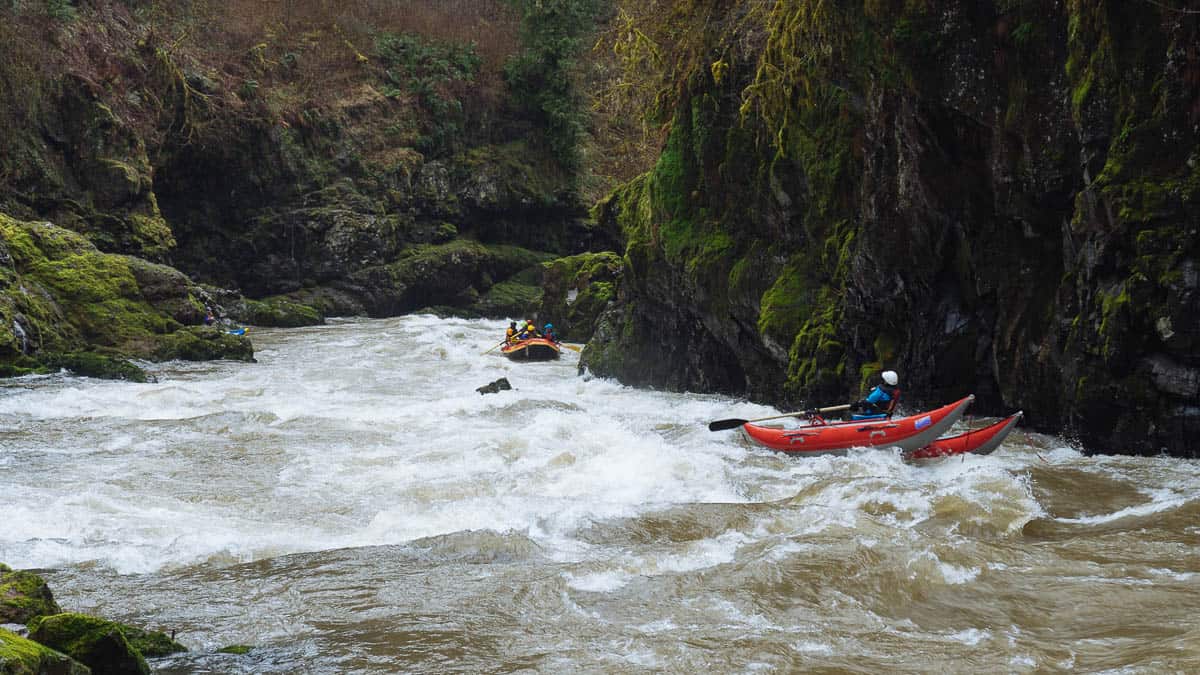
[500,337,561,361]
[740,395,975,455]
[903,411,1024,461]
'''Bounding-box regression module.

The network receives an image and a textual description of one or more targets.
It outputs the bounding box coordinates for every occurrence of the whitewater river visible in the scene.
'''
[2,315,1197,672]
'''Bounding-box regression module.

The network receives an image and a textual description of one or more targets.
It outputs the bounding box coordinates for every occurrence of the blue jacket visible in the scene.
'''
[864,384,900,414]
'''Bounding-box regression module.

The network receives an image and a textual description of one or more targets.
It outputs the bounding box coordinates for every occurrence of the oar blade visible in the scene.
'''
[561,344,583,352]
[708,418,748,432]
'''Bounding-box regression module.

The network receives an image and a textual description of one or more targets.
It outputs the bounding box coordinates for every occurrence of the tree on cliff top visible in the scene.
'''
[504,0,603,182]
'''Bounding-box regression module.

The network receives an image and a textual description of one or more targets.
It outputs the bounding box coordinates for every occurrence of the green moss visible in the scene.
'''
[873,333,899,364]
[0,628,88,675]
[127,212,176,259]
[1096,283,1131,361]
[783,288,845,398]
[28,613,150,675]
[757,257,815,345]
[6,216,182,350]
[217,645,253,655]
[476,279,542,317]
[243,296,324,327]
[536,251,622,341]
[650,121,692,225]
[121,625,186,657]
[42,352,148,382]
[151,326,254,362]
[0,563,62,624]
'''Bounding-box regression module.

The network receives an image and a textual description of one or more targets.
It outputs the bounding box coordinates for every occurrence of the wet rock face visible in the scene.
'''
[585,1,1200,456]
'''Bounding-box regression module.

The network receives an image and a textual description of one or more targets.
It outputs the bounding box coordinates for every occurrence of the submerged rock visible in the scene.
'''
[216,645,252,655]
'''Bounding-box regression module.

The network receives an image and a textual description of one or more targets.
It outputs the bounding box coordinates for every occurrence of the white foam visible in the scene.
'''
[792,641,834,655]
[564,569,634,592]
[947,628,990,646]
[0,315,1163,578]
[1054,489,1190,525]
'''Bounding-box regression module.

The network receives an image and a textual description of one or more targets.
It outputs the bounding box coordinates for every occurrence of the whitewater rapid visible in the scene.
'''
[2,316,1198,672]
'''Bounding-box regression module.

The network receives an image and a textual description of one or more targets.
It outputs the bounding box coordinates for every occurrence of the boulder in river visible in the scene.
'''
[476,377,512,395]
[0,627,89,674]
[28,613,150,675]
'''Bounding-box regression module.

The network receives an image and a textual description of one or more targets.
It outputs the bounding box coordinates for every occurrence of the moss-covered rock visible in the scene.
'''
[28,613,148,675]
[241,296,324,328]
[151,326,254,362]
[0,564,61,625]
[538,251,622,342]
[41,353,148,383]
[1,212,254,375]
[216,645,252,655]
[348,239,556,317]
[474,278,543,318]
[118,627,185,658]
[0,628,90,675]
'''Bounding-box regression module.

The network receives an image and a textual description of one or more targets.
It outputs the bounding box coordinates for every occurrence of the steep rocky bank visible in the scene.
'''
[1,1,616,376]
[582,0,1199,457]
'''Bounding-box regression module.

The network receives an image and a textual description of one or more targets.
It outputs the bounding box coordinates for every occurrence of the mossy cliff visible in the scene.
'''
[584,1,1199,457]
[537,251,622,341]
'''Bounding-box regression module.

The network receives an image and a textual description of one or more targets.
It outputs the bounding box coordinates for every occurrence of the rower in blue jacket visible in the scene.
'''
[851,370,900,420]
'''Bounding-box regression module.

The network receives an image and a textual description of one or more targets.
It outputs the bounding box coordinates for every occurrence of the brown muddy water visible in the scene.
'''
[2,316,1197,673]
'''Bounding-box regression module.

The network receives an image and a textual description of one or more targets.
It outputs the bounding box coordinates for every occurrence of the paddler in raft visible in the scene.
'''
[505,320,519,343]
[518,320,540,340]
[848,370,901,420]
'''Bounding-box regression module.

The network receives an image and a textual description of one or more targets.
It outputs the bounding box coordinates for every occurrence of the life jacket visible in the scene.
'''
[506,327,517,342]
[851,384,900,420]
[878,384,900,414]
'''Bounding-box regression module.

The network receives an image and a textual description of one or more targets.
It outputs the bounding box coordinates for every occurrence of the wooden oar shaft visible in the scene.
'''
[707,403,851,432]
[750,404,851,423]
[481,340,507,355]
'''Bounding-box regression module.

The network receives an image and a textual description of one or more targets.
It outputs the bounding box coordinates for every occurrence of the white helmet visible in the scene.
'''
[882,370,898,386]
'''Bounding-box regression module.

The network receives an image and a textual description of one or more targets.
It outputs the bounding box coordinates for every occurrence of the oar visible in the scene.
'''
[560,343,583,352]
[481,340,507,355]
[707,404,852,432]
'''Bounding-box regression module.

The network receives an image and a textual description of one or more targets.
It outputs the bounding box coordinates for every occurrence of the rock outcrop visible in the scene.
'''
[0,564,61,625]
[0,214,251,376]
[583,1,1199,457]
